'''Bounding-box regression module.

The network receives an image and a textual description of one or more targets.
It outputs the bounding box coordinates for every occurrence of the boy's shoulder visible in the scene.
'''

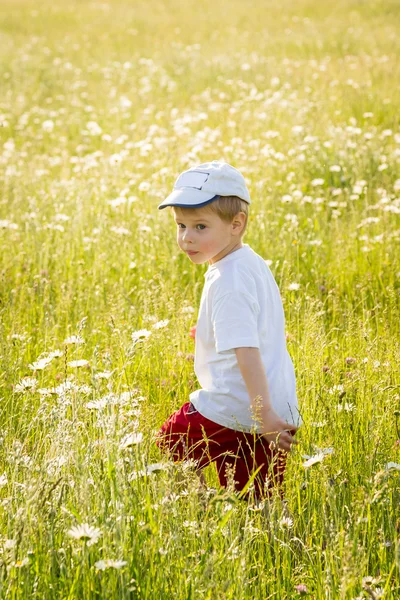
[205,247,261,299]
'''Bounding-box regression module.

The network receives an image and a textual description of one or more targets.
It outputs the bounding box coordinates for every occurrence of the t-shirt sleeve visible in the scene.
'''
[212,291,260,353]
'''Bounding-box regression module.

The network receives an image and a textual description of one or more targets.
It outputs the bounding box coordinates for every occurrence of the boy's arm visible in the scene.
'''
[235,347,298,452]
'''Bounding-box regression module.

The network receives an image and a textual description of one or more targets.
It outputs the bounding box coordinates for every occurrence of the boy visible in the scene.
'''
[155,160,301,501]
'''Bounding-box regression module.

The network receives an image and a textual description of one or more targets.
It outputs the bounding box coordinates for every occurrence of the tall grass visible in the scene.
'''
[0,0,399,597]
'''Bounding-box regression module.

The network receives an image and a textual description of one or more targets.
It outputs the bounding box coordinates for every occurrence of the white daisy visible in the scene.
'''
[385,462,400,471]
[152,319,169,329]
[131,329,152,343]
[311,178,325,187]
[94,371,114,380]
[119,432,143,449]
[95,559,127,570]
[86,399,109,410]
[279,516,294,529]
[67,359,90,368]
[29,356,54,371]
[64,335,84,345]
[67,524,102,546]
[302,452,325,468]
[14,377,38,392]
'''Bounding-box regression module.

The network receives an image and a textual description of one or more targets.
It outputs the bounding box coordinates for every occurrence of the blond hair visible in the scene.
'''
[172,195,249,237]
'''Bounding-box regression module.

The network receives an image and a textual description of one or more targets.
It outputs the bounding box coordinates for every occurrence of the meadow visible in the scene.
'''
[0,0,399,597]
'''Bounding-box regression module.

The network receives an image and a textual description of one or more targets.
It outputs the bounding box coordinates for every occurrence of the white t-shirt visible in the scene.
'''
[189,243,302,433]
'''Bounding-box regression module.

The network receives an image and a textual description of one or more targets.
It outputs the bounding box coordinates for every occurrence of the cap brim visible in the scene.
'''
[158,188,219,210]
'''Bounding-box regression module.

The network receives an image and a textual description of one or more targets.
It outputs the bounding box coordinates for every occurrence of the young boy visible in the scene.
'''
[155,160,302,501]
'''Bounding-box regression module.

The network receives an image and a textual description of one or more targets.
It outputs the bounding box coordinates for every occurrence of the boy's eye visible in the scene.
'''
[177,224,206,230]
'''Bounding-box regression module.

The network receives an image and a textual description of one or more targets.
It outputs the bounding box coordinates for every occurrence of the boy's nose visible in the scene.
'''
[182,229,193,242]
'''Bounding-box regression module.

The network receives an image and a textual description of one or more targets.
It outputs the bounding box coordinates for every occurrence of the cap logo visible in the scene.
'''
[176,171,210,190]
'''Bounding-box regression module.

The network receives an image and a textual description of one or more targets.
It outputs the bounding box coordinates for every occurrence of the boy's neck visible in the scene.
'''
[208,240,244,265]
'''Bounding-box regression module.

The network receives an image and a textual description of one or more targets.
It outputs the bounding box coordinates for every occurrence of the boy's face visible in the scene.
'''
[173,206,246,265]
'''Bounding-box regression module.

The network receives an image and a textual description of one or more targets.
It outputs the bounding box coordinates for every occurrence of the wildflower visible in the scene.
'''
[94,370,114,380]
[0,219,18,229]
[337,403,355,412]
[68,359,90,368]
[11,557,29,568]
[108,196,127,208]
[131,329,152,343]
[181,306,195,314]
[311,178,324,186]
[11,333,28,341]
[279,516,294,529]
[302,452,325,468]
[110,226,130,236]
[362,576,375,586]
[152,319,169,329]
[119,432,143,449]
[109,153,122,165]
[95,559,127,570]
[0,473,8,487]
[129,462,172,480]
[295,584,308,594]
[67,524,102,546]
[345,357,356,365]
[302,447,333,469]
[288,282,300,291]
[29,356,53,371]
[14,377,38,392]
[328,384,345,395]
[183,520,198,529]
[86,399,108,410]
[86,121,102,135]
[64,335,84,345]
[385,462,400,471]
[357,216,380,229]
[42,120,54,132]
[329,165,341,172]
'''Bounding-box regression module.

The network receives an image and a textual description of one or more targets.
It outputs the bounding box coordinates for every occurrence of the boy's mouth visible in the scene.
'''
[187,250,198,255]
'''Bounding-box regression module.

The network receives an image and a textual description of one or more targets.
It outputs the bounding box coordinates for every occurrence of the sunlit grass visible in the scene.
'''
[0,0,399,597]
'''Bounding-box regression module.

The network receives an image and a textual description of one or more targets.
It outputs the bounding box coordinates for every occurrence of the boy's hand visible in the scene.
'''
[261,407,299,453]
[189,326,196,340]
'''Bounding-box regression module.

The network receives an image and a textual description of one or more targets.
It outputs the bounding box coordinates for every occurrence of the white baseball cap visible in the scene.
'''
[158,160,251,210]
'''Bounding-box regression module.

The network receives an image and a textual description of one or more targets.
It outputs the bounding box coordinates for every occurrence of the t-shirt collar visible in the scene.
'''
[205,243,250,275]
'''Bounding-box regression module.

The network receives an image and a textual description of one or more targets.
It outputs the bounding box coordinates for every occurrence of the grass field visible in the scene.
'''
[0,0,399,597]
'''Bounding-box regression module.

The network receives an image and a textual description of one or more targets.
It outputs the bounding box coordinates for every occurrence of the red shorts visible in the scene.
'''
[156,401,288,500]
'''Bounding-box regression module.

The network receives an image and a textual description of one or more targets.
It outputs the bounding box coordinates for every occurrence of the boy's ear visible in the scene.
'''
[231,212,246,236]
